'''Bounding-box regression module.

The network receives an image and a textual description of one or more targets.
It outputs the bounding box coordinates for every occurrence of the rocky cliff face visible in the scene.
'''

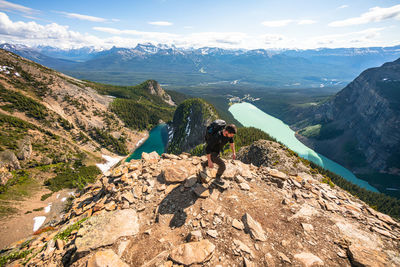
[146,80,175,106]
[294,58,400,176]
[2,141,399,266]
[167,98,217,154]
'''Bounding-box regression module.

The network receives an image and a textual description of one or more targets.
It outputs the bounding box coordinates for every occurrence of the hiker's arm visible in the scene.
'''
[207,153,213,168]
[230,143,236,160]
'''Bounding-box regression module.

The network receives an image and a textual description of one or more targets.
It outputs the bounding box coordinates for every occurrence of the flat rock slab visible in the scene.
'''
[76,209,139,253]
[169,239,215,265]
[269,169,287,179]
[87,249,129,267]
[288,204,319,221]
[347,244,389,267]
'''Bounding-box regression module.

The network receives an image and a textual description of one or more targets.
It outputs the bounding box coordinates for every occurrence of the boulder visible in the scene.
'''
[16,137,32,160]
[294,252,324,266]
[141,151,160,163]
[161,160,198,183]
[169,240,215,265]
[75,209,139,253]
[0,150,20,170]
[242,213,267,241]
[347,244,389,267]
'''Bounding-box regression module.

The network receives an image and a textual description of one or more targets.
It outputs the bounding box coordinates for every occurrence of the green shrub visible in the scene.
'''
[89,127,128,155]
[0,85,48,120]
[44,166,101,192]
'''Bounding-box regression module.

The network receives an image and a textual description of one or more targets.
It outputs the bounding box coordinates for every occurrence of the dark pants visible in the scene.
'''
[206,152,226,178]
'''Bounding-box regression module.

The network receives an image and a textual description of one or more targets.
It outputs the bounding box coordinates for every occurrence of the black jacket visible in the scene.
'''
[205,130,234,154]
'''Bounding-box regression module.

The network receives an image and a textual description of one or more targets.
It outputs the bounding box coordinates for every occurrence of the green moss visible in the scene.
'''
[54,217,88,242]
[40,193,53,201]
[0,249,32,267]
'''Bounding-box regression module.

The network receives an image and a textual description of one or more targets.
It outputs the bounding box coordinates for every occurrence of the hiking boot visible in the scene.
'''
[213,177,225,187]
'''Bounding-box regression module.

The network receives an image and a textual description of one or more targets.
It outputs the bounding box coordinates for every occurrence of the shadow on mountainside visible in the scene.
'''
[156,184,202,228]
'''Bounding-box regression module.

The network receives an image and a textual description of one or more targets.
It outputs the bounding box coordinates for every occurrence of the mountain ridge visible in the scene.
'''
[3,43,400,87]
[1,142,399,266]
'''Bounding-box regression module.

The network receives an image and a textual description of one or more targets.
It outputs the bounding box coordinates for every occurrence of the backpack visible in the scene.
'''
[205,119,226,142]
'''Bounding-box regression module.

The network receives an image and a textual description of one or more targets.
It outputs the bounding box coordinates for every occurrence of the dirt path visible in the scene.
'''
[0,187,73,249]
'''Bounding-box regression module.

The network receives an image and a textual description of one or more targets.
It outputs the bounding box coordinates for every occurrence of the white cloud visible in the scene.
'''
[261,19,293,27]
[148,21,173,26]
[297,19,316,25]
[93,26,178,40]
[0,0,36,14]
[57,11,113,22]
[308,27,387,48]
[329,4,400,27]
[0,12,397,50]
[0,12,102,49]
[338,5,349,9]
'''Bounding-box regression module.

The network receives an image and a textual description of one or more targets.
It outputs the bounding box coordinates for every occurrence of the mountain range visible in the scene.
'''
[2,43,400,88]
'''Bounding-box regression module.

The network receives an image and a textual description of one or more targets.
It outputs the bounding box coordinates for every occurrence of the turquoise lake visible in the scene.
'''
[229,102,378,192]
[126,124,169,162]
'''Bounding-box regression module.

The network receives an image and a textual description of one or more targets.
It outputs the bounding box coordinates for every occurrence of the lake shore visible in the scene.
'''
[229,102,378,192]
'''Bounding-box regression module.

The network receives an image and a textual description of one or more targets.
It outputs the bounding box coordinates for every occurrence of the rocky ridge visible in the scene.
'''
[2,140,399,266]
[146,80,176,106]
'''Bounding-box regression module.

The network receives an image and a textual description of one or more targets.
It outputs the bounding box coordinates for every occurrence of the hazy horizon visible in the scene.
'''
[0,0,399,50]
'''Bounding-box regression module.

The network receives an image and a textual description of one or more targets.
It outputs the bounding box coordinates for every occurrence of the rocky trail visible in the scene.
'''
[1,142,400,266]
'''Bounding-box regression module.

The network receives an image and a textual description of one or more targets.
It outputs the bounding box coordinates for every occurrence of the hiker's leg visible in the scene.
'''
[211,153,226,178]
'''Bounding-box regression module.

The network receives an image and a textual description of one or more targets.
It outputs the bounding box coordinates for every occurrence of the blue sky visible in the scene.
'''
[0,0,399,49]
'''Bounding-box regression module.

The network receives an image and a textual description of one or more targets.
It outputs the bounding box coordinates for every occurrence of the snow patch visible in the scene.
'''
[44,203,52,213]
[185,115,191,136]
[96,155,122,174]
[136,138,145,147]
[61,197,67,202]
[56,194,60,199]
[33,216,46,232]
[168,127,174,142]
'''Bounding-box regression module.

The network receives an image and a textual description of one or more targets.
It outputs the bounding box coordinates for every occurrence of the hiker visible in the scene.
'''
[204,120,237,187]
